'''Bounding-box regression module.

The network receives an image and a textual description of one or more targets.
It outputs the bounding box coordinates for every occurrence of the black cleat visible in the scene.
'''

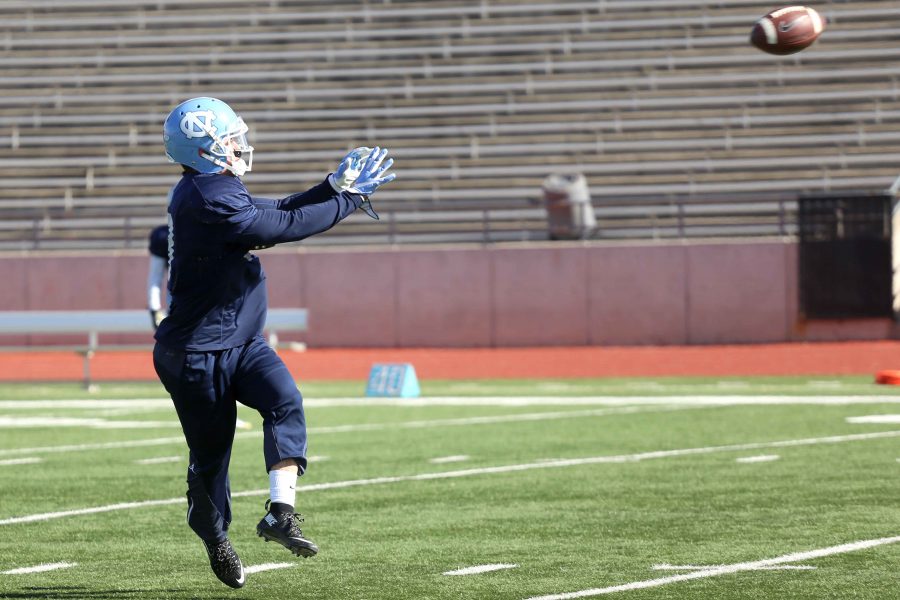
[256,500,319,558]
[203,538,245,589]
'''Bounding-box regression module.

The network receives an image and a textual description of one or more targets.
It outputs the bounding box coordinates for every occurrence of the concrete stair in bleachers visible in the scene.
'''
[0,0,898,249]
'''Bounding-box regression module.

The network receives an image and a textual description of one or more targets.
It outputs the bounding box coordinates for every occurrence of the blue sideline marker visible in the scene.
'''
[365,363,421,398]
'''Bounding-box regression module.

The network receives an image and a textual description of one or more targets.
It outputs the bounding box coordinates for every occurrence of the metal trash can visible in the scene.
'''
[542,173,596,240]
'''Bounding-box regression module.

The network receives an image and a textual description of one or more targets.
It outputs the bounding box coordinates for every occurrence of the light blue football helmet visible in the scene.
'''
[163,97,253,176]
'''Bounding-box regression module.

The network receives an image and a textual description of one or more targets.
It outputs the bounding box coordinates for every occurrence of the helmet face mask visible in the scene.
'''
[202,116,253,177]
[164,97,254,177]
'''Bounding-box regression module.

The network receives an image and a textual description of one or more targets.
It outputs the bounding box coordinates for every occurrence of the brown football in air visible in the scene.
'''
[750,6,825,55]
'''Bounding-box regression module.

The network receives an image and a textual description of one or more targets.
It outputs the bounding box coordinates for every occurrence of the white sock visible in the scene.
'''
[269,470,297,508]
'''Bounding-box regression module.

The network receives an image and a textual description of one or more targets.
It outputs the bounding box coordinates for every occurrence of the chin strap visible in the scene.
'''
[200,151,249,177]
[194,116,252,176]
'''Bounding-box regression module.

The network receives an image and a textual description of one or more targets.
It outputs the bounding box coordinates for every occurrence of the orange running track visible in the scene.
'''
[0,341,898,382]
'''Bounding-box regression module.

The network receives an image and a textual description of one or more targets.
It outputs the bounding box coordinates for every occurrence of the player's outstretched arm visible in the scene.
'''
[192,147,396,245]
[227,181,365,246]
[274,185,338,210]
[256,147,395,213]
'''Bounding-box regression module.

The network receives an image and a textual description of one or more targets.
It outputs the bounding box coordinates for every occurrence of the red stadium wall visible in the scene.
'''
[1,240,893,348]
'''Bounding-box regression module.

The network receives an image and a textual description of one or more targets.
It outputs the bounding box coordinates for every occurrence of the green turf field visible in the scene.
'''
[1,376,899,599]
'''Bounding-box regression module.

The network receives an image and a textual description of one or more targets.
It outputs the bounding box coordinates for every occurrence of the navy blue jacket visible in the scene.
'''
[154,172,363,351]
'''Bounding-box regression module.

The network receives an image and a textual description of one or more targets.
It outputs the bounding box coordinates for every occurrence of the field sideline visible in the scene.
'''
[2,340,900,381]
[1,376,899,599]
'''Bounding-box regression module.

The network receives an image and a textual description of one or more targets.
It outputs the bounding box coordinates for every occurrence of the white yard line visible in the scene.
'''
[0,406,689,458]
[429,455,471,464]
[307,406,693,434]
[0,434,195,458]
[4,395,900,410]
[0,416,180,429]
[714,381,751,389]
[735,455,780,464]
[443,564,518,576]
[0,399,170,410]
[524,535,900,599]
[0,498,185,526]
[2,562,76,575]
[94,407,172,417]
[652,563,815,571]
[623,382,667,391]
[0,457,43,466]
[134,456,182,465]
[808,380,846,389]
[846,415,900,424]
[244,562,294,574]
[3,429,898,527]
[304,396,900,407]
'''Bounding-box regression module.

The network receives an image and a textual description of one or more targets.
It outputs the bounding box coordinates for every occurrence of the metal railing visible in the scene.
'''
[0,193,804,251]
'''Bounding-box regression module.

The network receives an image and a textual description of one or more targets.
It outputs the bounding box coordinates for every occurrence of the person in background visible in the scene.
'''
[147,224,169,330]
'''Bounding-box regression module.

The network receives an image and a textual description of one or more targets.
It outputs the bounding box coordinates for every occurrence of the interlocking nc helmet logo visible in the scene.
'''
[180,110,217,139]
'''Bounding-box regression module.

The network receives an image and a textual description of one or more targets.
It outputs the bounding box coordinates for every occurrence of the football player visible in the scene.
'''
[152,97,394,588]
[147,223,169,329]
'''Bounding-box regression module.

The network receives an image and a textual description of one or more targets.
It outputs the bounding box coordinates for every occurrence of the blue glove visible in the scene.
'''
[327,147,395,220]
[351,147,395,195]
[329,147,372,192]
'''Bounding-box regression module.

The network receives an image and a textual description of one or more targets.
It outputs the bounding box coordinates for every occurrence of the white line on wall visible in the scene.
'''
[652,563,815,571]
[2,429,898,527]
[2,562,76,575]
[429,455,471,464]
[134,456,182,465]
[0,457,43,466]
[846,415,900,424]
[444,564,518,576]
[735,455,780,464]
[244,563,294,574]
[523,536,900,600]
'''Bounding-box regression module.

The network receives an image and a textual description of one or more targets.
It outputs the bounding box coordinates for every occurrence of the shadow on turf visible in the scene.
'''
[4,586,200,599]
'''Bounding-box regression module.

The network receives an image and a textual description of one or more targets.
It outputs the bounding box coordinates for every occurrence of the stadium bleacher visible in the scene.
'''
[1,0,899,249]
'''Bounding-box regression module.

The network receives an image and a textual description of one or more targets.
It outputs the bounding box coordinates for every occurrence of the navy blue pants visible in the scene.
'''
[153,335,308,544]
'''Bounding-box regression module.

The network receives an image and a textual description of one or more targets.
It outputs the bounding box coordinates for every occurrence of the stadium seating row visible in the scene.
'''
[0,0,897,249]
